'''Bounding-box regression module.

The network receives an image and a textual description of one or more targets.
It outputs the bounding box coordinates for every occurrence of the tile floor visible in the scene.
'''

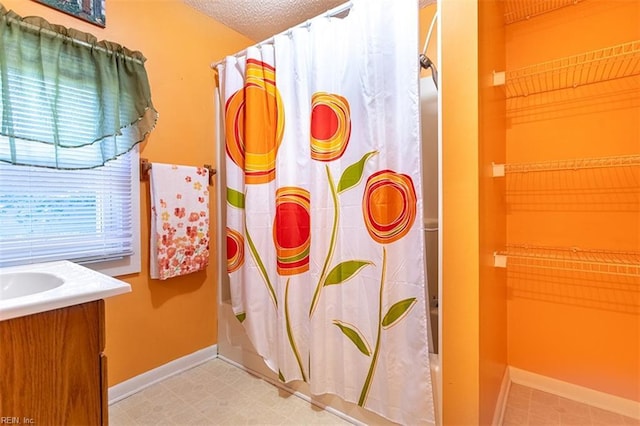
[108,358,351,425]
[109,358,639,426]
[502,383,639,426]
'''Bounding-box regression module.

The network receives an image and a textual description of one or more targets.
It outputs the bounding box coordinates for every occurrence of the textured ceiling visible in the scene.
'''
[183,0,436,42]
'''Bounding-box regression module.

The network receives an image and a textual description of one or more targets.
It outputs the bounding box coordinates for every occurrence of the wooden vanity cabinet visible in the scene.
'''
[0,300,107,426]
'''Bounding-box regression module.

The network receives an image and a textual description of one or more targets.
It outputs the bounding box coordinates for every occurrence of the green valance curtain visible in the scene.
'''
[0,5,158,169]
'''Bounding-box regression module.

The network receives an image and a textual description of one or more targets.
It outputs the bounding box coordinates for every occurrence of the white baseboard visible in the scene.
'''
[108,345,218,405]
[492,366,511,426]
[509,367,640,420]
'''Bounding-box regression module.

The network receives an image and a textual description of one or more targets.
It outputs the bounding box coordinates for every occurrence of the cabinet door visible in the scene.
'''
[0,301,102,426]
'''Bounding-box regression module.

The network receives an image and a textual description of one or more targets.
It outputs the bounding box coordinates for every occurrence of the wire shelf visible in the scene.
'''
[505,40,640,98]
[494,245,640,277]
[492,154,640,176]
[504,0,582,24]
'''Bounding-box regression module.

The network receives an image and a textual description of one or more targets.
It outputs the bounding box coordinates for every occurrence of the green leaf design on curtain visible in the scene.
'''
[285,279,307,382]
[333,320,371,356]
[358,246,386,407]
[337,151,378,194]
[382,298,417,329]
[310,152,376,316]
[235,312,246,323]
[324,260,373,286]
[309,165,339,317]
[244,215,277,308]
[227,187,245,209]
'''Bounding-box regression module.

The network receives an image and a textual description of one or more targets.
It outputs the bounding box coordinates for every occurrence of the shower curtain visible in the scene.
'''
[218,0,433,423]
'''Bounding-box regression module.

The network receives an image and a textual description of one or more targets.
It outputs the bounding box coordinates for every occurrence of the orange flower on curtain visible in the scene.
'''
[344,168,419,407]
[273,187,311,276]
[226,227,245,273]
[273,186,312,383]
[309,92,360,317]
[225,59,285,184]
[363,170,417,244]
[310,92,351,162]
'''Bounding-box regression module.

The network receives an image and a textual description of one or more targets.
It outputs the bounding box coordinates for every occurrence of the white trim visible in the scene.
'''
[217,355,367,426]
[108,345,218,405]
[493,367,511,426]
[509,366,640,420]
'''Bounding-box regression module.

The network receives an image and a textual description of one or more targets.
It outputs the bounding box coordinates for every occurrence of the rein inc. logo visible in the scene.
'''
[0,418,34,424]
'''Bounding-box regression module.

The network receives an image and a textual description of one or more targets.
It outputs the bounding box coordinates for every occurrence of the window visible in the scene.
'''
[0,71,141,274]
[0,150,141,275]
[0,44,141,275]
[1,9,156,275]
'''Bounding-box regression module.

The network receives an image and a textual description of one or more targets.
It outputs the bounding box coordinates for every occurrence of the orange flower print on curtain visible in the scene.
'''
[225,59,285,184]
[273,186,311,383]
[307,91,380,318]
[363,170,417,244]
[226,227,245,273]
[332,168,419,407]
[310,92,351,162]
[273,187,311,276]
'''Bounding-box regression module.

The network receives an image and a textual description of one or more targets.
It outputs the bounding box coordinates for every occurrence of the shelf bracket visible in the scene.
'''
[492,162,505,177]
[492,70,506,86]
[493,252,507,268]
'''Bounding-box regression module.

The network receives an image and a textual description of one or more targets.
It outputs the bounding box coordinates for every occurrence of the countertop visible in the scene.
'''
[0,260,131,321]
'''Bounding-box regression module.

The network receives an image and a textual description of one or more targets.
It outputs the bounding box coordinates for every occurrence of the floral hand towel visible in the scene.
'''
[150,163,210,279]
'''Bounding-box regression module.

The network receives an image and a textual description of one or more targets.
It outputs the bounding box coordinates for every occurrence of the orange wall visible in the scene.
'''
[438,0,509,423]
[478,0,507,424]
[505,0,640,401]
[2,0,253,385]
[440,1,481,424]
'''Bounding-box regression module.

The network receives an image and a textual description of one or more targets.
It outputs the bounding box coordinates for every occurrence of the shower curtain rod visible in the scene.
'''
[419,11,438,89]
[210,1,353,69]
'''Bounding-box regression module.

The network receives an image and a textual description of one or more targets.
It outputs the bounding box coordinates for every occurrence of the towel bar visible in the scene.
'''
[140,158,216,186]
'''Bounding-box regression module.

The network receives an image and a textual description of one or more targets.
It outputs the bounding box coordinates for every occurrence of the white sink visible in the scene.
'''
[0,261,131,321]
[0,272,65,300]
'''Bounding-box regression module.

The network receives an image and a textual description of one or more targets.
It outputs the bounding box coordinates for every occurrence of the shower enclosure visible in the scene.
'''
[214,71,440,425]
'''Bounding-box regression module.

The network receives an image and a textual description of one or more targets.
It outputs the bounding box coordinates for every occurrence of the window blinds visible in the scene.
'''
[0,69,137,268]
[0,151,135,267]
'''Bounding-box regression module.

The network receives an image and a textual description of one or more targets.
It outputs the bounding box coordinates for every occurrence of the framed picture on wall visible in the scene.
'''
[33,0,106,27]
